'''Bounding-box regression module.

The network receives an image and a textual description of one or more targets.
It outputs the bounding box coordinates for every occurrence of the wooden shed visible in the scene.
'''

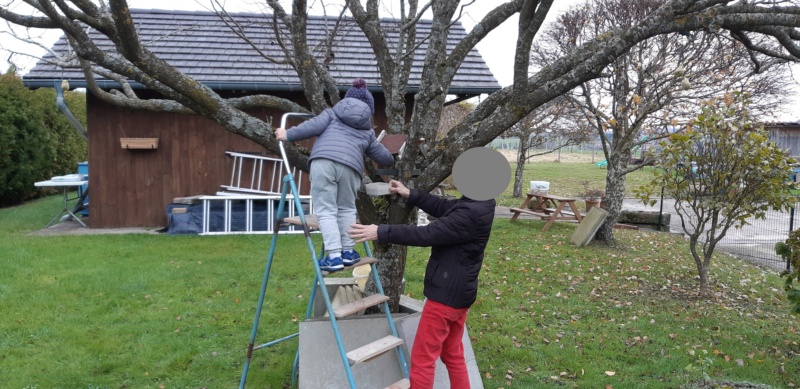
[23,9,500,228]
[764,122,800,158]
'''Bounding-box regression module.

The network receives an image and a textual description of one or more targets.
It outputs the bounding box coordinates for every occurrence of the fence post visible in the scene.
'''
[790,198,796,272]
[658,186,665,231]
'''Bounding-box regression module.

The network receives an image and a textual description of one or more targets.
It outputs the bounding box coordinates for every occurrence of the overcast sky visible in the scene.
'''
[1,0,798,121]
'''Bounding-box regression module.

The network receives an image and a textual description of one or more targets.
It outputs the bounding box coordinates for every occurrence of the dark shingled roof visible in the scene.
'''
[23,8,500,95]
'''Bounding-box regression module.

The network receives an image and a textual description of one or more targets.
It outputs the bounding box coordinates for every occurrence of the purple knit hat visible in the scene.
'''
[344,78,375,114]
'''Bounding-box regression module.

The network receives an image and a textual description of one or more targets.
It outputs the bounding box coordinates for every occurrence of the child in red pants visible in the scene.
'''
[350,179,496,388]
[350,148,509,387]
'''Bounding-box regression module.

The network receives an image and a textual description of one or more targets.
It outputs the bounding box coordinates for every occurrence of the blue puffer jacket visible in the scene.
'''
[286,98,394,174]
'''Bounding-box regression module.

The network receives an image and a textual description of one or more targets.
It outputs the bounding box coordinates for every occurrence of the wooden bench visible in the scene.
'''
[508,207,550,219]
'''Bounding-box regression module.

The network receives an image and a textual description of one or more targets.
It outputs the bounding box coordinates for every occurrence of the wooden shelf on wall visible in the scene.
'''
[120,137,159,150]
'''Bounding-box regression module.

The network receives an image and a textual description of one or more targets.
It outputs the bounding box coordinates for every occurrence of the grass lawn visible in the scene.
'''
[495,161,655,208]
[1,159,798,388]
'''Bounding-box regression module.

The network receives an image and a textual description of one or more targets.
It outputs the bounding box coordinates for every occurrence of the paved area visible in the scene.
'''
[619,197,790,272]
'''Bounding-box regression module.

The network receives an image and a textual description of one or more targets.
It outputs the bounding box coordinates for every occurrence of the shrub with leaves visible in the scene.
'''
[634,92,796,296]
[0,72,87,206]
[775,230,800,316]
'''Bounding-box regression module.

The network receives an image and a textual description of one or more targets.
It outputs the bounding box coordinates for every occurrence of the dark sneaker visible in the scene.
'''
[341,250,361,266]
[319,255,344,272]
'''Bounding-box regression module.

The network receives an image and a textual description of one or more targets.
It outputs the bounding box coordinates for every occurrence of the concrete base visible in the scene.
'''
[618,210,671,232]
[298,296,483,389]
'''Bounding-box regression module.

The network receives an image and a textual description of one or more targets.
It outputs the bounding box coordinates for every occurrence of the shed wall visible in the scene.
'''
[85,90,402,228]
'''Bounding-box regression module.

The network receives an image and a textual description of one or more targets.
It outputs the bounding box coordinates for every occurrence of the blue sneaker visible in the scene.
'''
[341,250,361,266]
[319,255,344,272]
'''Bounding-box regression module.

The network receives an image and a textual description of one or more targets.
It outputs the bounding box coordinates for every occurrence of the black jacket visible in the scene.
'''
[377,189,495,308]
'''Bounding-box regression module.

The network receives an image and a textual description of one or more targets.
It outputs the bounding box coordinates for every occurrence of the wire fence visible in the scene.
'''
[703,203,796,273]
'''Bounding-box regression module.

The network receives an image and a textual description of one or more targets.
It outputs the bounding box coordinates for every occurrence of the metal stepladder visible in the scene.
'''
[238,113,410,389]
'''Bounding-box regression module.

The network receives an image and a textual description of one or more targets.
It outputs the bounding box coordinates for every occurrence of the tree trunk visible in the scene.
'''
[365,242,408,312]
[513,140,527,198]
[595,150,630,244]
[697,264,709,296]
[356,196,415,312]
[686,234,710,297]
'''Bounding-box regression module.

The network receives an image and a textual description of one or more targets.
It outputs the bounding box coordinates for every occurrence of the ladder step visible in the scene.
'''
[333,293,390,318]
[284,214,319,229]
[284,214,359,230]
[385,378,410,389]
[346,335,404,365]
[321,257,377,276]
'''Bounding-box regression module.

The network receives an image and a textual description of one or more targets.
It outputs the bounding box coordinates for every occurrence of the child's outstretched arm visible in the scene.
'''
[366,137,394,167]
[276,110,334,142]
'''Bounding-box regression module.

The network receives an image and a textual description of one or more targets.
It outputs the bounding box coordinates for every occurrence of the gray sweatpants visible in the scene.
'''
[310,159,361,254]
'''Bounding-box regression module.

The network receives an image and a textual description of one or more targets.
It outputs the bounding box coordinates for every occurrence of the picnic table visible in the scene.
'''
[509,193,584,231]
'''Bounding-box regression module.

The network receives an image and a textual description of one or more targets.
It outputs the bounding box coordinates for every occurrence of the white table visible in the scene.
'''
[35,179,88,228]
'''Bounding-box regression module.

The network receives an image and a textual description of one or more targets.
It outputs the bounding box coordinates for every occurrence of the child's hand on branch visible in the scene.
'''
[275,128,287,141]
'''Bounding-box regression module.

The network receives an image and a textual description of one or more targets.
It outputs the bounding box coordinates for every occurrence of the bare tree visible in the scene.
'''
[506,97,592,198]
[438,101,473,140]
[3,0,800,307]
[531,0,792,244]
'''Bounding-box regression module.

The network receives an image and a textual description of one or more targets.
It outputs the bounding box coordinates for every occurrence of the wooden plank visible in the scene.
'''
[346,335,404,365]
[284,214,319,229]
[334,293,390,318]
[533,194,576,201]
[509,208,550,218]
[570,207,609,246]
[385,378,410,389]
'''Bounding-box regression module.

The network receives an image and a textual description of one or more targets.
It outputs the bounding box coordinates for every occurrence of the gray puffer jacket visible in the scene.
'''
[286,98,394,174]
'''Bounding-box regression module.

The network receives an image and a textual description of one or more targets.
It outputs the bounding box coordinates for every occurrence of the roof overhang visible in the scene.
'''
[22,79,501,96]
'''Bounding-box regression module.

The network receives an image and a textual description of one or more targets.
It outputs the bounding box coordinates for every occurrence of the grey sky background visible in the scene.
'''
[1,0,799,121]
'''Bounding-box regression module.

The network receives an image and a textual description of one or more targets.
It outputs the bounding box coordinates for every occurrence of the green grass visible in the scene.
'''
[490,160,654,208]
[1,158,798,388]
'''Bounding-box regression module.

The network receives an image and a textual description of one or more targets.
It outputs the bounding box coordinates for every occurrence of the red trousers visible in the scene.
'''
[410,299,471,389]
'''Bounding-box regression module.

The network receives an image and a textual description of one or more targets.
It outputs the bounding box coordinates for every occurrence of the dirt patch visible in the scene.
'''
[497,149,598,164]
